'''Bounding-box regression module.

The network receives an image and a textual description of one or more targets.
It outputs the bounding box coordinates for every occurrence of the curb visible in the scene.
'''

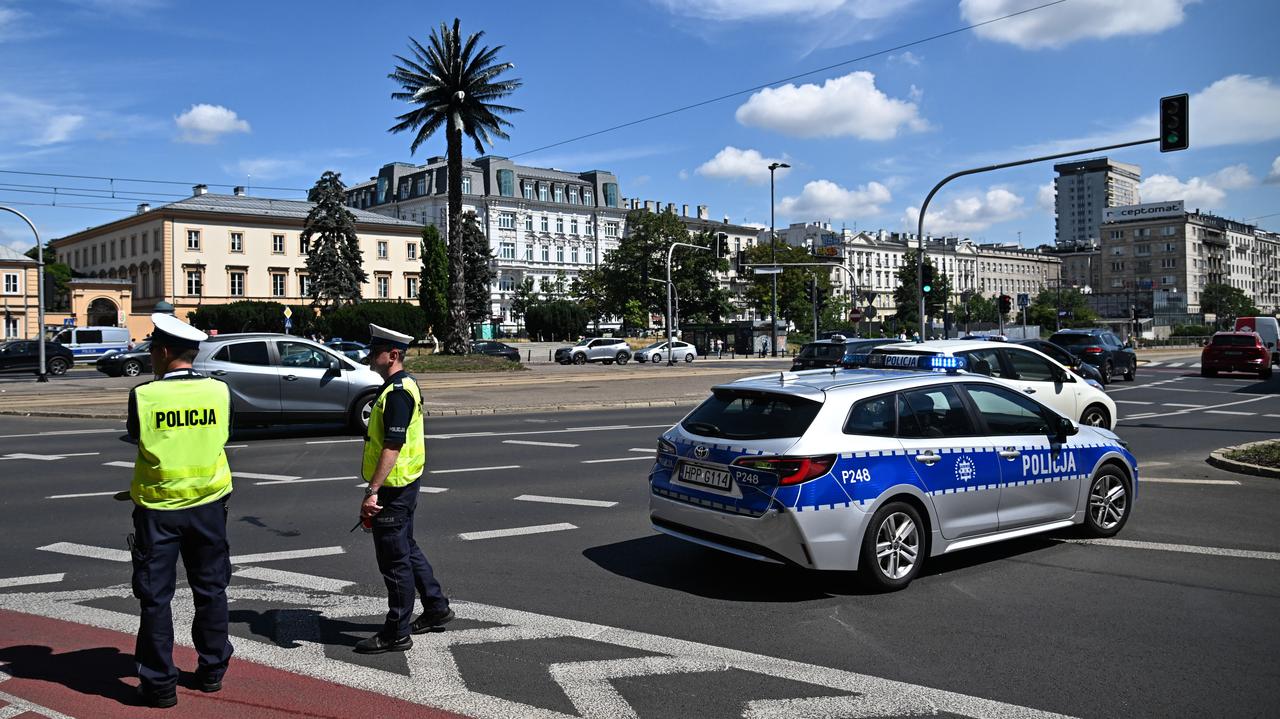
[1207,439,1280,479]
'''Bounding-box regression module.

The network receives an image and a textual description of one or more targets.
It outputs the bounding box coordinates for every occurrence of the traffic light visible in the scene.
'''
[1160,93,1189,153]
[921,264,934,294]
[998,294,1012,315]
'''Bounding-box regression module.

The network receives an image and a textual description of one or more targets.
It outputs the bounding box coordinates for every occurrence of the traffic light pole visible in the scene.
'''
[0,206,46,383]
[914,136,1159,343]
[746,262,861,342]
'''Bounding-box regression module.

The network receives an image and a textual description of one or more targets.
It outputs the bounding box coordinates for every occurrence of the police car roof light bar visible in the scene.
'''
[845,353,968,374]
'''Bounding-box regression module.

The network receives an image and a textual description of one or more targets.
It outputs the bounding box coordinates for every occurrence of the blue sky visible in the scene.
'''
[1,0,1278,253]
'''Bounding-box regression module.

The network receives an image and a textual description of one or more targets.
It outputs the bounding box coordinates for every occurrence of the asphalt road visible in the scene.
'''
[0,356,1277,718]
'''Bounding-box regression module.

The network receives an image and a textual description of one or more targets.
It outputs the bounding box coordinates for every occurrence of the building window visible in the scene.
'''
[584,219,593,236]
[497,169,515,197]
[377,241,388,259]
[604,222,619,238]
[1162,275,1176,286]
[540,216,549,233]
[541,245,549,262]
[1163,242,1177,252]
[415,176,426,196]
[1109,230,1123,240]
[407,242,418,260]
[523,183,534,200]
[524,215,533,232]
[272,273,286,297]
[499,212,516,230]
[556,217,564,234]
[538,183,548,202]
[556,245,565,263]
[187,230,201,250]
[406,276,419,297]
[186,270,202,296]
[570,218,579,235]
[568,187,579,204]
[272,234,285,254]
[500,241,516,259]
[1135,244,1151,256]
[524,244,533,261]
[2,272,18,294]
[299,237,309,255]
[229,271,245,296]
[571,246,579,264]
[1111,261,1125,272]
[1161,226,1177,236]
[584,189,593,206]
[130,235,137,255]
[299,274,312,297]
[585,247,595,264]
[1161,257,1177,269]
[554,185,564,203]
[110,242,116,261]
[499,275,515,292]
[462,175,472,194]
[230,232,243,253]
[3,316,17,338]
[376,275,389,298]
[603,183,618,207]
[1110,246,1125,256]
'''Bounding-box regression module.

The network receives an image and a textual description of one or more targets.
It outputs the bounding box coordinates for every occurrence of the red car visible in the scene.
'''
[1201,331,1272,379]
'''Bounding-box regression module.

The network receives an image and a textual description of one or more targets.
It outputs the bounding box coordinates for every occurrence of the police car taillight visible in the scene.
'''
[657,438,676,456]
[733,455,836,485]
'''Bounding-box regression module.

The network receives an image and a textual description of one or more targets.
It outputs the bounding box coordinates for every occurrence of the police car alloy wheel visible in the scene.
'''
[1080,404,1110,428]
[1083,464,1131,538]
[860,501,926,591]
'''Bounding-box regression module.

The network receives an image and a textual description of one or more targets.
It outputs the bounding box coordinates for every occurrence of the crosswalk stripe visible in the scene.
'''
[256,476,357,486]
[429,465,519,474]
[1167,362,1185,367]
[38,542,130,562]
[514,494,618,508]
[582,456,653,464]
[502,440,580,448]
[233,567,353,592]
[0,573,65,588]
[102,460,134,468]
[230,547,346,564]
[1142,478,1241,486]
[459,523,578,541]
[1205,410,1256,416]
[1146,361,1163,367]
[234,472,300,481]
[1062,537,1280,561]
[46,490,122,499]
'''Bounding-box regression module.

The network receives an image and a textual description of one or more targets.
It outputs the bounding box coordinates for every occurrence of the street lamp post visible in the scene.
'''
[0,206,46,383]
[768,161,789,357]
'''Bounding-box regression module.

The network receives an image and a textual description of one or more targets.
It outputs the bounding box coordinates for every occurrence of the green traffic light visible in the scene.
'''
[922,285,932,293]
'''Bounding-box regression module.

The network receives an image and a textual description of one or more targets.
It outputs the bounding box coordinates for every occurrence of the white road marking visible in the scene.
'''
[502,439,580,448]
[0,583,1077,719]
[1190,363,1201,368]
[0,428,118,439]
[429,465,519,474]
[225,444,248,449]
[0,452,100,461]
[0,573,64,588]
[38,542,130,562]
[255,475,357,486]
[233,567,353,592]
[46,490,122,499]
[230,546,345,564]
[1145,361,1163,367]
[1114,400,1153,405]
[1161,403,1204,408]
[1142,477,1241,486]
[582,456,654,464]
[1204,410,1256,416]
[0,685,75,719]
[1267,414,1280,419]
[1063,537,1280,561]
[1117,394,1271,422]
[233,471,300,481]
[628,447,654,452]
[1167,362,1185,367]
[304,438,362,445]
[459,523,578,541]
[420,486,449,493]
[102,460,134,468]
[428,423,671,440]
[1139,461,1170,468]
[514,494,618,508]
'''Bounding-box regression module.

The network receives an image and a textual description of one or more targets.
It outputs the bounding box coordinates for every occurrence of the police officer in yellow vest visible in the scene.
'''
[355,323,453,654]
[126,313,233,708]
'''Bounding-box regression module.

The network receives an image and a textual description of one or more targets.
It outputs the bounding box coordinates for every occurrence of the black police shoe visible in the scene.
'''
[411,608,455,634]
[138,685,178,709]
[195,672,223,693]
[353,634,413,654]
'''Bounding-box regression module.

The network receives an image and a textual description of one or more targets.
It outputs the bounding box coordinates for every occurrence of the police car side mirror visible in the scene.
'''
[1055,416,1079,438]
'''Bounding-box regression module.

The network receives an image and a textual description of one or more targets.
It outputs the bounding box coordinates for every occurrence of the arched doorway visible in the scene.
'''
[87,297,119,326]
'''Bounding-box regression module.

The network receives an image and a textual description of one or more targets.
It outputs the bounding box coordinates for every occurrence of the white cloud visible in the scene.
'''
[1191,75,1280,148]
[777,179,892,220]
[225,157,305,181]
[904,187,1025,234]
[1267,156,1280,184]
[1037,183,1055,212]
[960,0,1193,50]
[34,113,85,145]
[678,169,689,180]
[1139,164,1257,208]
[735,71,928,140]
[0,92,85,146]
[696,146,791,183]
[650,0,912,22]
[174,103,250,144]
[888,51,922,66]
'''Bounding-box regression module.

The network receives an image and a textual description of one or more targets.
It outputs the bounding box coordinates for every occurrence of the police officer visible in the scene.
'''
[126,313,233,708]
[355,323,452,654]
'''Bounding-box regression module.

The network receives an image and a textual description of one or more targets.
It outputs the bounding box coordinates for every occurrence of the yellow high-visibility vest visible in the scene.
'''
[362,377,425,487]
[131,377,232,510]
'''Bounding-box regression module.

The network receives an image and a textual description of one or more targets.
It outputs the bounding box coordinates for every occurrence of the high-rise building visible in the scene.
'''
[1053,158,1141,247]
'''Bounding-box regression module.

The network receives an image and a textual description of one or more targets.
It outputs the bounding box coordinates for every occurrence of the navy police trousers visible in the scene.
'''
[131,496,233,692]
[373,480,449,639]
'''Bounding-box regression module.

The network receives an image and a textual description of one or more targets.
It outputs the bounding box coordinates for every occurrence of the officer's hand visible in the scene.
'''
[360,495,382,520]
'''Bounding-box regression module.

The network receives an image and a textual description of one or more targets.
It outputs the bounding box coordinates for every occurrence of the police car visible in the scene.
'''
[648,354,1137,591]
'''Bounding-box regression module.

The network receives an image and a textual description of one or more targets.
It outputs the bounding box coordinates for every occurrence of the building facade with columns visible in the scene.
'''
[50,187,424,325]
[0,245,39,339]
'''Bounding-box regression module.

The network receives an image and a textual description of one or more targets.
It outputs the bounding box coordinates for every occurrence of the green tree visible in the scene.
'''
[388,18,522,354]
[418,225,448,339]
[570,269,609,334]
[1027,287,1098,329]
[524,299,588,341]
[892,251,951,331]
[508,276,537,334]
[540,270,569,300]
[302,171,367,308]
[319,302,426,343]
[742,243,835,327]
[188,301,321,336]
[620,299,649,334]
[24,241,75,312]
[957,293,999,327]
[1200,282,1260,326]
[459,212,495,328]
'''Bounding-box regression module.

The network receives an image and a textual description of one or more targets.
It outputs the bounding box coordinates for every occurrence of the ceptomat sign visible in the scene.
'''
[1103,200,1185,223]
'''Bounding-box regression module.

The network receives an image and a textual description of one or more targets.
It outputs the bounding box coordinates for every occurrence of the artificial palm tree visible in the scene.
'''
[388,18,522,354]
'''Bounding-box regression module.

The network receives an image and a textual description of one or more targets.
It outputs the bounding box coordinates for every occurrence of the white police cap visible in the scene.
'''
[150,312,208,350]
[368,323,412,350]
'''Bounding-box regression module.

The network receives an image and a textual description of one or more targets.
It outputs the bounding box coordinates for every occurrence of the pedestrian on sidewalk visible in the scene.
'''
[126,313,234,709]
[355,323,453,655]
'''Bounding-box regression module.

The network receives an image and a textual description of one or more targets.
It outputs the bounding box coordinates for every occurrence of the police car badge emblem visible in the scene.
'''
[694,445,709,459]
[955,455,976,483]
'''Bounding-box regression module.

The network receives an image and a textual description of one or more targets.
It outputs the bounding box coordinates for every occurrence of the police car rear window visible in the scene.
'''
[799,343,843,359]
[1048,334,1096,347]
[682,389,821,440]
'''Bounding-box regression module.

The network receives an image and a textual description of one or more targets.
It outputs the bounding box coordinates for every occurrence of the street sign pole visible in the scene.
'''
[0,207,45,383]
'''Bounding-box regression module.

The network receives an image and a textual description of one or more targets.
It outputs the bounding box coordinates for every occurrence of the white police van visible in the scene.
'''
[649,354,1137,591]
[50,326,131,362]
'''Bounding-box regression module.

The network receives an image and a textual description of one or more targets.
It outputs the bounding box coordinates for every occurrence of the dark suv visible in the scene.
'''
[1047,329,1137,383]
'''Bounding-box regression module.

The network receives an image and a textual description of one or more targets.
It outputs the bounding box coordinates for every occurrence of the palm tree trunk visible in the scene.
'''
[444,119,468,354]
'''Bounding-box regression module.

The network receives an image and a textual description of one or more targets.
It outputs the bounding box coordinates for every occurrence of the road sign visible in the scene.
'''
[62,318,75,326]
[283,317,293,332]
[751,266,783,275]
[1017,293,1030,309]
[863,304,878,319]
[863,291,878,304]
[283,307,293,319]
[849,307,864,322]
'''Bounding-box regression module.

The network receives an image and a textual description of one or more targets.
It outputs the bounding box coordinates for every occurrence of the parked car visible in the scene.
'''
[635,340,698,363]
[1233,316,1279,366]
[554,338,632,365]
[1047,329,1137,384]
[1201,331,1272,379]
[192,333,383,430]
[792,337,898,371]
[1013,338,1105,385]
[471,340,521,362]
[325,339,371,363]
[869,339,1118,429]
[49,326,131,362]
[0,339,74,376]
[95,340,153,377]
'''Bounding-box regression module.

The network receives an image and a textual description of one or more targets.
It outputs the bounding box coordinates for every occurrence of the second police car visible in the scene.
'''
[648,353,1137,591]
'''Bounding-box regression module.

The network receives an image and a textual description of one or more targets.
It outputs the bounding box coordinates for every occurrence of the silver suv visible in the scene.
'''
[193,333,384,430]
[555,337,632,365]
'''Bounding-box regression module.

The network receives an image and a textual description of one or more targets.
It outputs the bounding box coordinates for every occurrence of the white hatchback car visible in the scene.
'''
[871,340,1117,429]
[635,340,699,363]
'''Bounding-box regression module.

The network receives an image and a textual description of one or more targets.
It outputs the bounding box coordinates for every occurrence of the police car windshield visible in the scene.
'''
[682,389,821,440]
